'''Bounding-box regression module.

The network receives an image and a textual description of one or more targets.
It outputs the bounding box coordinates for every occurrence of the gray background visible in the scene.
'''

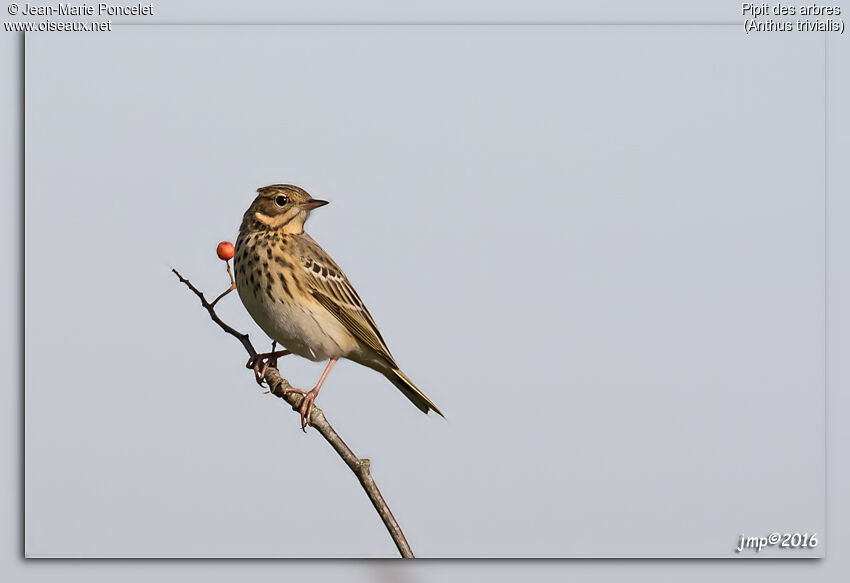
[4,0,850,580]
[23,24,825,557]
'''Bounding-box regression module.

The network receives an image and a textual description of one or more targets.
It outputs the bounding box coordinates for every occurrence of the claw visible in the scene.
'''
[245,355,266,386]
[282,386,315,431]
[300,390,316,432]
[245,347,291,387]
[280,358,338,432]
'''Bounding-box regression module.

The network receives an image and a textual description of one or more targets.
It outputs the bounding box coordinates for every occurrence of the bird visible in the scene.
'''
[233,184,443,430]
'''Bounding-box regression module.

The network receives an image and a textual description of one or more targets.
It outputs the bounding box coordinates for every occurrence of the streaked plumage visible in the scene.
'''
[234,184,442,428]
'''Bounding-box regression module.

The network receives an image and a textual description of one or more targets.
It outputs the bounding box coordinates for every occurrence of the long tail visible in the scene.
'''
[385,368,444,417]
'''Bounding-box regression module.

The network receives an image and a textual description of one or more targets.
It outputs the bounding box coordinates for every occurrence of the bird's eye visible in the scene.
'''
[275,195,288,206]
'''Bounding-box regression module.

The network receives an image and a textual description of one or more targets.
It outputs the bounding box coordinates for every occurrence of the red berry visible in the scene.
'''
[216,241,235,261]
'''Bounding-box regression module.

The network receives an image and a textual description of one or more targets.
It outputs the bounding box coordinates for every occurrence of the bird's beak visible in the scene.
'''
[301,199,329,210]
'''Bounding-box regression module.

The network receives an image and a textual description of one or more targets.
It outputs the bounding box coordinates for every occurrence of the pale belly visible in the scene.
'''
[236,275,357,362]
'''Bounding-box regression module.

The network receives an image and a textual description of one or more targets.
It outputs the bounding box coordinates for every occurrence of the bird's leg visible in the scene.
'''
[283,357,338,432]
[210,260,236,308]
[246,341,291,386]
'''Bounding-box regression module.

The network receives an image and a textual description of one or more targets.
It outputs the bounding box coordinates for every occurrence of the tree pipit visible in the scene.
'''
[233,184,443,430]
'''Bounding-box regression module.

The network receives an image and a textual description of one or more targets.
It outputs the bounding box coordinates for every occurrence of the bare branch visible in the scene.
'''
[172,267,414,558]
[172,268,255,357]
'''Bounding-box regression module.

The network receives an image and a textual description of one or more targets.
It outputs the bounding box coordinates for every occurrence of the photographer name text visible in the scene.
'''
[17,2,152,16]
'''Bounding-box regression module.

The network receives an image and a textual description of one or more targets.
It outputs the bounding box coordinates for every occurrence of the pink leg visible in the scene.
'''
[284,357,338,432]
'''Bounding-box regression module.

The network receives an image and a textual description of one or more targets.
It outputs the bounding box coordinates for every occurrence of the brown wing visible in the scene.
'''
[298,245,396,366]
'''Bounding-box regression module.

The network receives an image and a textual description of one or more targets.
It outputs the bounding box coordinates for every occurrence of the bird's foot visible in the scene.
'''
[245,347,291,386]
[282,386,320,432]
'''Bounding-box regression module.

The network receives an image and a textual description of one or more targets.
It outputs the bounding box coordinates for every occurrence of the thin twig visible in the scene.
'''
[172,268,255,358]
[172,267,414,558]
[209,260,236,308]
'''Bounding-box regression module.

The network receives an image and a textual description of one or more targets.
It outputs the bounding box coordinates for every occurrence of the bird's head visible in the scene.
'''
[241,184,329,235]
